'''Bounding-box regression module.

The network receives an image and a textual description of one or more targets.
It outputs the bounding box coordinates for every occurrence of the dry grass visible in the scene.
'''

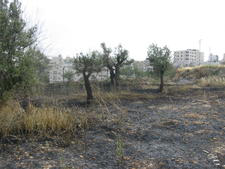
[94,90,157,103]
[197,76,225,87]
[166,84,200,94]
[0,100,96,137]
[183,113,206,119]
[175,65,225,81]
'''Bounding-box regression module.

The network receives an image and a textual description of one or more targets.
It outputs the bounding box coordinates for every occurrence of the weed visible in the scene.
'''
[115,136,125,163]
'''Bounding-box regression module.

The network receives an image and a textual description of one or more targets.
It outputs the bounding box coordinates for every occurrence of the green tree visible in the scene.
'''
[147,44,171,92]
[101,43,133,87]
[114,45,133,86]
[73,51,102,104]
[100,43,115,86]
[0,0,37,101]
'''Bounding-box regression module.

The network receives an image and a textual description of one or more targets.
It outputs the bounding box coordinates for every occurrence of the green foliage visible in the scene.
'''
[73,51,102,76]
[73,51,103,103]
[147,44,171,92]
[0,0,37,100]
[101,43,133,86]
[147,44,171,74]
[115,136,124,162]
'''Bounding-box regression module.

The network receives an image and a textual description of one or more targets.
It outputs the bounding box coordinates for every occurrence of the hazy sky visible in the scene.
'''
[20,0,225,61]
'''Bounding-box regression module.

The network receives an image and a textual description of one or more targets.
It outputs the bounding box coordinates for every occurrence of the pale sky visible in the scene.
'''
[20,0,225,61]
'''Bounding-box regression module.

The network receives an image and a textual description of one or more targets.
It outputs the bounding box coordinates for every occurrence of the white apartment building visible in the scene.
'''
[173,49,204,67]
[209,53,219,63]
[49,56,79,83]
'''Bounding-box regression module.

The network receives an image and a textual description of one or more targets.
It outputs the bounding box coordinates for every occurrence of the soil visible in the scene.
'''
[0,87,225,169]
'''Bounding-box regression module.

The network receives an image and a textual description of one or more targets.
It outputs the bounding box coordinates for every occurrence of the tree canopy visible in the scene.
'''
[0,0,38,100]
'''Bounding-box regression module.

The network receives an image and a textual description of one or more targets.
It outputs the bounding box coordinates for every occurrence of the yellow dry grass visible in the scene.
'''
[183,113,206,119]
[0,100,94,137]
[197,76,225,87]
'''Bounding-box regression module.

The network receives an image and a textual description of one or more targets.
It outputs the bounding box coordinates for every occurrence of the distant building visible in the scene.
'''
[133,60,153,72]
[49,55,79,83]
[48,55,109,83]
[222,54,225,63]
[209,53,219,63]
[173,49,204,67]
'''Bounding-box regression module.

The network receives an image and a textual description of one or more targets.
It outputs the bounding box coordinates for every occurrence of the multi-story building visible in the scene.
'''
[49,56,79,83]
[173,49,204,67]
[209,53,219,63]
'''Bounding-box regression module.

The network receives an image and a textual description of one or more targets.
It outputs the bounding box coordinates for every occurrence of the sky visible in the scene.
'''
[20,0,225,61]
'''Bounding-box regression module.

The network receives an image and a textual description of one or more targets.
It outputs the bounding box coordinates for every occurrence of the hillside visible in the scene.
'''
[175,65,225,82]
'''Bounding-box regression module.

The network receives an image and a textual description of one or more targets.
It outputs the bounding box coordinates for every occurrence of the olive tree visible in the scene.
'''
[100,43,115,86]
[73,51,102,103]
[101,43,133,87]
[147,44,171,92]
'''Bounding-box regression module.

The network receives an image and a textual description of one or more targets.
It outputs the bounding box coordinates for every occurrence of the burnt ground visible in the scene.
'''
[0,87,225,169]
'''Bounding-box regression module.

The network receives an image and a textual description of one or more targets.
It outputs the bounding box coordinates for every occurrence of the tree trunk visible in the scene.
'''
[159,71,164,92]
[115,67,120,87]
[83,73,93,104]
[108,66,116,88]
[109,69,115,86]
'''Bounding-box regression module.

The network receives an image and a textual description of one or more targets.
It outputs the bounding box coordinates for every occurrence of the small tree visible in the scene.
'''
[73,51,102,103]
[101,43,133,87]
[114,45,133,87]
[147,44,171,92]
[101,43,115,86]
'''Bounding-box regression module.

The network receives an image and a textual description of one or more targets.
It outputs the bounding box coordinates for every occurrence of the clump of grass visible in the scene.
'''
[0,100,94,137]
[115,135,125,165]
[197,76,225,87]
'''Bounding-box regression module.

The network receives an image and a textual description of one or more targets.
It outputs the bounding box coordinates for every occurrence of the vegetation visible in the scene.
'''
[0,100,96,137]
[73,51,102,103]
[101,43,133,87]
[175,65,225,81]
[0,0,37,102]
[147,44,171,92]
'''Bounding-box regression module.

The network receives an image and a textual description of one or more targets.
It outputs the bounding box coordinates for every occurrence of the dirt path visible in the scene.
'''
[0,88,225,169]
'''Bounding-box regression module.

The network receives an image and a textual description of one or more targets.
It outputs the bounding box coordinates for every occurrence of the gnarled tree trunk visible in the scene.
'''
[83,73,93,104]
[109,69,115,87]
[115,67,120,87]
[159,71,164,92]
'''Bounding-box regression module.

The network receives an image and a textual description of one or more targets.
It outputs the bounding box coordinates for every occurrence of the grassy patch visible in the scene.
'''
[175,65,225,81]
[0,100,97,138]
[197,76,225,87]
